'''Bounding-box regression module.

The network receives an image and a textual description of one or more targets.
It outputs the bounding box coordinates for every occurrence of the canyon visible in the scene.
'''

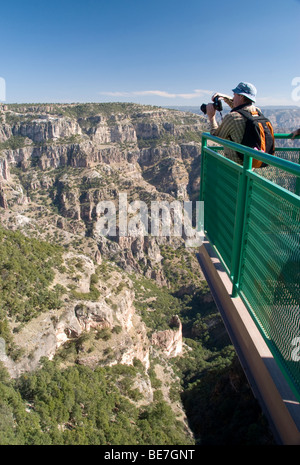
[0,103,277,444]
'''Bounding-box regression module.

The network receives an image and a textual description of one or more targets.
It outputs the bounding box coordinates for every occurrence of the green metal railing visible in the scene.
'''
[200,132,300,400]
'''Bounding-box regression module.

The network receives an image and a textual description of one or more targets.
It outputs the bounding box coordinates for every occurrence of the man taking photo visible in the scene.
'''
[206,81,275,167]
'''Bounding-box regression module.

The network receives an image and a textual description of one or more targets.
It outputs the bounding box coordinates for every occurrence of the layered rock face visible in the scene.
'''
[0,246,183,382]
[2,265,150,378]
[0,103,206,377]
[0,103,206,280]
[152,315,183,357]
[0,103,207,439]
[0,104,204,197]
[0,157,9,180]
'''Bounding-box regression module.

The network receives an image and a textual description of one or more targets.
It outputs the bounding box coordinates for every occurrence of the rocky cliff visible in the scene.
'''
[0,103,210,439]
[0,103,275,446]
[0,103,206,281]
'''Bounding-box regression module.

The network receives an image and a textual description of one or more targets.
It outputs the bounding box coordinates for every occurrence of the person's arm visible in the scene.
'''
[206,92,236,133]
[206,103,218,132]
[206,103,247,146]
[211,92,234,109]
[291,128,300,139]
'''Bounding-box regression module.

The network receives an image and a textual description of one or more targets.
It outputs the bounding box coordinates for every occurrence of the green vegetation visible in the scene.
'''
[0,227,64,357]
[132,271,274,445]
[137,134,176,149]
[178,130,203,143]
[32,134,83,148]
[59,102,160,120]
[179,354,273,445]
[160,245,203,291]
[0,135,28,151]
[0,103,274,445]
[0,224,272,444]
[132,274,182,332]
[179,297,273,444]
[70,273,100,301]
[137,131,202,149]
[0,359,192,445]
[0,227,63,322]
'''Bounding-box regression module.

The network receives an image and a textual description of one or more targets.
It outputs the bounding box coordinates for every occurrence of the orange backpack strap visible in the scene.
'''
[235,108,275,167]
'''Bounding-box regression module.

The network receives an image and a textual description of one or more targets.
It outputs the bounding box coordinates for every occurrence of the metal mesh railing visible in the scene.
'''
[200,133,300,399]
[202,152,240,272]
[210,143,300,195]
[258,147,300,195]
[239,179,300,389]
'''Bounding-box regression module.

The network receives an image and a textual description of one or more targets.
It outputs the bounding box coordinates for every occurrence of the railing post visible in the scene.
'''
[230,153,252,297]
[199,133,300,400]
[296,149,300,196]
[200,134,207,202]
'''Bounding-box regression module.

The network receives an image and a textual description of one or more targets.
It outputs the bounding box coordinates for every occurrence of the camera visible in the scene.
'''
[200,96,223,115]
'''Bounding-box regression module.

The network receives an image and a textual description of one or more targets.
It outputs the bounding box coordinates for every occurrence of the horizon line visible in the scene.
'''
[2,101,300,109]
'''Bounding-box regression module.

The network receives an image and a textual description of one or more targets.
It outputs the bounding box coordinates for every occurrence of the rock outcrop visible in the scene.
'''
[0,187,8,209]
[0,260,150,377]
[151,315,183,357]
[0,103,207,377]
[0,157,10,181]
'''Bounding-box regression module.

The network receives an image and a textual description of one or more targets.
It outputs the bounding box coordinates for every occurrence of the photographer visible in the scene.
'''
[205,82,260,165]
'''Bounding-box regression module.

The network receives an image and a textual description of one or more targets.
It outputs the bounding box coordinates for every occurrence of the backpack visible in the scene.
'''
[235,108,275,168]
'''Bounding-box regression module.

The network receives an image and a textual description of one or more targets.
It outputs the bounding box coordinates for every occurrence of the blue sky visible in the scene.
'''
[1,0,299,106]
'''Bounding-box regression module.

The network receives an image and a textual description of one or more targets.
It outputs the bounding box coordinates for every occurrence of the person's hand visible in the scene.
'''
[206,103,216,119]
[291,128,300,139]
[211,92,230,101]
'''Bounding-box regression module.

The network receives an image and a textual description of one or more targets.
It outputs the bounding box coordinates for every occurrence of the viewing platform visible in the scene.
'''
[198,132,300,445]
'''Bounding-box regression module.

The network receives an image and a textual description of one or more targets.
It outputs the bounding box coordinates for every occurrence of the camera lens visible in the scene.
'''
[200,104,207,114]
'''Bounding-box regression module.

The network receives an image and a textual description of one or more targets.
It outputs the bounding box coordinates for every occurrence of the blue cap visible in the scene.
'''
[232,82,257,102]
